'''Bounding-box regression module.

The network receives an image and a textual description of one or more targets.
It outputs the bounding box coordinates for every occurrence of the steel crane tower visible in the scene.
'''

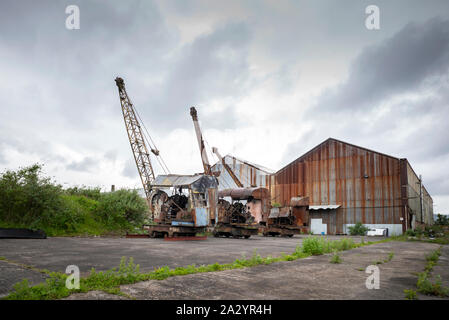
[115,77,156,208]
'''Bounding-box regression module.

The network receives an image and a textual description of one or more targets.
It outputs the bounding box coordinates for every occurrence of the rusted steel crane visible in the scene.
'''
[115,77,156,209]
[212,147,244,188]
[115,78,215,239]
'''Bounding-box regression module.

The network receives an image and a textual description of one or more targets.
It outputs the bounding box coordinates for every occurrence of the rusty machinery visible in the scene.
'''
[115,77,214,238]
[212,187,269,238]
[189,107,266,239]
[263,196,310,237]
[148,174,218,238]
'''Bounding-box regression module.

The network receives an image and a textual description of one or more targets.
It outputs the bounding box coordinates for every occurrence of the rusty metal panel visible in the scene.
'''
[207,188,217,221]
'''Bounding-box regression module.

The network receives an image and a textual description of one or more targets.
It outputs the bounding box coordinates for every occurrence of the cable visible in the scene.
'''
[133,104,171,174]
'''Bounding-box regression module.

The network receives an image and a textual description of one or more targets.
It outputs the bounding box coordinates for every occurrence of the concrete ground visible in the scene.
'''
[1,235,448,299]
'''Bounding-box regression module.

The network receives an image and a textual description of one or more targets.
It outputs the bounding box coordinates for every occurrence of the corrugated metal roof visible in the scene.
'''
[223,155,275,174]
[151,174,218,192]
[277,138,401,175]
[309,205,341,210]
[152,174,205,187]
[211,154,273,190]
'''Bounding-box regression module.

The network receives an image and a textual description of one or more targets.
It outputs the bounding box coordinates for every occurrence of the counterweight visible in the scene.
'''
[115,77,155,207]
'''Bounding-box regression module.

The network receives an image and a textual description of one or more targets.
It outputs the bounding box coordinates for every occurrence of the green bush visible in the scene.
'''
[65,186,102,201]
[0,164,64,226]
[435,214,449,226]
[348,222,370,236]
[0,164,148,236]
[94,189,147,228]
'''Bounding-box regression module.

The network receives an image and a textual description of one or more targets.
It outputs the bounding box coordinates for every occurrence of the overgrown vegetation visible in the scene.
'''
[435,214,449,226]
[4,236,392,300]
[405,225,449,245]
[348,222,370,236]
[405,247,449,299]
[271,202,281,208]
[0,164,148,236]
[302,236,356,255]
[404,289,418,300]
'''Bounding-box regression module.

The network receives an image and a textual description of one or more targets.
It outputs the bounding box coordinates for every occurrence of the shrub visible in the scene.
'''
[348,222,370,236]
[0,164,64,226]
[0,164,148,236]
[94,189,147,228]
[65,186,102,201]
[435,214,449,226]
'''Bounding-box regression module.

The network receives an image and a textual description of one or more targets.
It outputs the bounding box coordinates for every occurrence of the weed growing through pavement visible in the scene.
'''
[404,246,448,299]
[330,252,342,264]
[404,289,418,300]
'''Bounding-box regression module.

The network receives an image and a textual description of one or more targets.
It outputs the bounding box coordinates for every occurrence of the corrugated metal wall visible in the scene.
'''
[405,161,434,226]
[271,139,404,232]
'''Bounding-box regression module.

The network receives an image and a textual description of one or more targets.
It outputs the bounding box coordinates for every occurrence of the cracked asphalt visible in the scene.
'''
[1,236,448,299]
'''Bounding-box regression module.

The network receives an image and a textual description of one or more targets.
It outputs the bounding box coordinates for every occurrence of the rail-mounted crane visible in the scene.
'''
[189,106,259,238]
[115,77,156,210]
[115,78,215,238]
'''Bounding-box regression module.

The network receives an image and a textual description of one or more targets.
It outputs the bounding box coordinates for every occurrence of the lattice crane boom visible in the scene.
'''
[115,77,155,206]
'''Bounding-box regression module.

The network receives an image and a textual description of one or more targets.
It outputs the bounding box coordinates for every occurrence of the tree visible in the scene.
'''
[436,214,449,226]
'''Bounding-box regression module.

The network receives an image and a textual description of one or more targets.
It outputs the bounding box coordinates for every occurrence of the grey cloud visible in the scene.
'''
[281,17,449,174]
[104,150,118,162]
[139,22,253,130]
[310,17,449,114]
[122,159,138,178]
[66,156,97,172]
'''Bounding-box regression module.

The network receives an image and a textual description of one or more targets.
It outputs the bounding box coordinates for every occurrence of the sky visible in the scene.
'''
[0,0,448,214]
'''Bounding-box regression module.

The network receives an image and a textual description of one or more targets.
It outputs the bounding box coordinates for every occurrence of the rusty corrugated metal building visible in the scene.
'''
[271,138,433,235]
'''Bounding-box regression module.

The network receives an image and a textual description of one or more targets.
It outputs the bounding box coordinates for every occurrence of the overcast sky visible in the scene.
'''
[1,0,448,214]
